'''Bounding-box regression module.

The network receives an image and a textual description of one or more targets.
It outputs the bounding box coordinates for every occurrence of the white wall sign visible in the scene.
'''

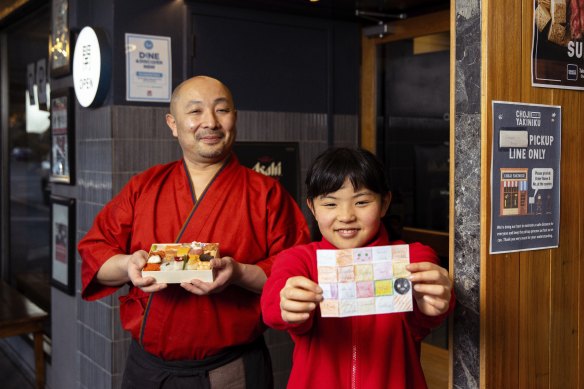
[73,26,110,107]
[125,33,172,102]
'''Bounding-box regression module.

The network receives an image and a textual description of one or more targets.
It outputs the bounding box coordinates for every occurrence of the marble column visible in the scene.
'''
[453,1,481,388]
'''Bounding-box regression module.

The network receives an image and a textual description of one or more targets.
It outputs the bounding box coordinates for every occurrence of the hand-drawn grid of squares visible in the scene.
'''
[317,245,413,317]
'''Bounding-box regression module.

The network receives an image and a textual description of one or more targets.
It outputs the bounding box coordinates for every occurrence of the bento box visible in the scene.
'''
[141,242,219,283]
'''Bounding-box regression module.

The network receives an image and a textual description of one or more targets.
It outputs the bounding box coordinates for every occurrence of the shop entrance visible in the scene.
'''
[360,10,451,389]
[0,6,52,336]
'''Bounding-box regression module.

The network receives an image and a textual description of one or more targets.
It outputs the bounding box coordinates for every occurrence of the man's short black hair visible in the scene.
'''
[305,147,390,200]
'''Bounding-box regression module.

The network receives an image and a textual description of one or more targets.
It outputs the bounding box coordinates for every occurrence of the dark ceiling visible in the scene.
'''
[197,0,449,23]
[0,0,450,29]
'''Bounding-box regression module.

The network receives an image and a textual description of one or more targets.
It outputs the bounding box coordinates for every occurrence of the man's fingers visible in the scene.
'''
[140,283,167,293]
[181,280,211,295]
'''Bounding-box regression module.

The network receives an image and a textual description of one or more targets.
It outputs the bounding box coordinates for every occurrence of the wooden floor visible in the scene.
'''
[421,342,449,389]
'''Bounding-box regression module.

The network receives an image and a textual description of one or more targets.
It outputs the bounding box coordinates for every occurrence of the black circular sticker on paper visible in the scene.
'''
[394,278,411,295]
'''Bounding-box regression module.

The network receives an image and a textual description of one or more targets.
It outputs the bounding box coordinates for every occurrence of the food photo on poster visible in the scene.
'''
[532,0,584,89]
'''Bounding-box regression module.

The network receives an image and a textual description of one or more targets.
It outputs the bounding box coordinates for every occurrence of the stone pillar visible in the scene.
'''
[452,1,481,388]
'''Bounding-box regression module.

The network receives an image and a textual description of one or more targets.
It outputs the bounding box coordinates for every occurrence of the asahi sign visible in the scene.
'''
[234,142,299,202]
[252,159,282,177]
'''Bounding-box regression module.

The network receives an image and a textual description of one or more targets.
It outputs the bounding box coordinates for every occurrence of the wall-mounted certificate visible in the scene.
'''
[125,33,172,102]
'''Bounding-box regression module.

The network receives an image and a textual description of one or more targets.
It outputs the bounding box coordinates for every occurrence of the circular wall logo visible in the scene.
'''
[144,40,153,50]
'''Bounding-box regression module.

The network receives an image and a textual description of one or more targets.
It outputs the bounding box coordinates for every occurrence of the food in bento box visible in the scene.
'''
[142,242,219,283]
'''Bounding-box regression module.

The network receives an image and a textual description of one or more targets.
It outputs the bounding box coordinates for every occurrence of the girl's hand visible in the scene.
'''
[407,262,452,317]
[280,276,323,324]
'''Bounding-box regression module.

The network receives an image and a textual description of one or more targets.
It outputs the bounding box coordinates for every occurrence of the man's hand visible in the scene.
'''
[279,276,323,324]
[127,250,168,293]
[407,262,452,316]
[181,256,245,295]
[97,251,167,293]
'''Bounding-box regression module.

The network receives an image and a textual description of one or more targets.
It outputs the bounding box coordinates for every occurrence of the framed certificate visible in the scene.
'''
[50,196,75,295]
[50,88,74,184]
[49,0,71,77]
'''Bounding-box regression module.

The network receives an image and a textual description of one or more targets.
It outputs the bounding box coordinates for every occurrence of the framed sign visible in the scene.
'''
[125,33,172,102]
[50,196,75,295]
[49,0,71,77]
[50,88,74,184]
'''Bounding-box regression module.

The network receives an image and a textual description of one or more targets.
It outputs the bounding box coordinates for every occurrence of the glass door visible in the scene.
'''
[2,6,52,334]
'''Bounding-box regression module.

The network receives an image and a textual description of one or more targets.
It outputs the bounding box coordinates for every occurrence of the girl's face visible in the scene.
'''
[307,178,391,249]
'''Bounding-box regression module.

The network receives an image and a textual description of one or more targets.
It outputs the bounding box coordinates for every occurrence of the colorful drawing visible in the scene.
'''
[336,249,353,266]
[317,244,413,318]
[318,266,338,283]
[321,283,338,299]
[375,279,393,296]
[356,281,374,298]
[354,264,374,281]
[353,248,373,263]
[338,266,355,283]
[320,299,339,317]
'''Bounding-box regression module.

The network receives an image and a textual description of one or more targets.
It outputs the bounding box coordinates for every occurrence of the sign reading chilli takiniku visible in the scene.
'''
[532,0,584,89]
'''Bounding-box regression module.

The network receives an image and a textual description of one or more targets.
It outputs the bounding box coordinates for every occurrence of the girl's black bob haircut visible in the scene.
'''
[305,147,390,200]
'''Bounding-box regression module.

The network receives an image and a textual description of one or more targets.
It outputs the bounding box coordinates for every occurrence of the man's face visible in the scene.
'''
[166,77,237,165]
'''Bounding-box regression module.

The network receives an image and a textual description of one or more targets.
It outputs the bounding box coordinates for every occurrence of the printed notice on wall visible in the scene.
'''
[490,101,561,254]
[532,0,584,90]
[317,245,413,317]
[125,33,172,102]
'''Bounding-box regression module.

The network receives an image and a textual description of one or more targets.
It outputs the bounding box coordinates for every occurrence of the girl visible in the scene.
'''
[261,147,454,389]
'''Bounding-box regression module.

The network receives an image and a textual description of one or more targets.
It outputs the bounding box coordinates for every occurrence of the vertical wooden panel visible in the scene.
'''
[360,35,376,153]
[548,91,580,388]
[580,109,584,389]
[518,2,551,389]
[482,0,522,387]
[484,0,584,388]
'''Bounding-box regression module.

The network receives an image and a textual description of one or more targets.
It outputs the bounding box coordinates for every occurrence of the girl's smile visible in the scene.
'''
[308,178,391,249]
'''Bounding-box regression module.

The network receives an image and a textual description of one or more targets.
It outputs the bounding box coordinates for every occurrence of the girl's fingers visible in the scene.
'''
[281,286,323,303]
[281,299,317,314]
[421,295,449,311]
[282,311,310,324]
[412,283,449,297]
[286,276,322,293]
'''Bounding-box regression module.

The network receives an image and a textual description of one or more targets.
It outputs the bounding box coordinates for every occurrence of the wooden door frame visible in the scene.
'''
[359,9,451,153]
[359,8,454,388]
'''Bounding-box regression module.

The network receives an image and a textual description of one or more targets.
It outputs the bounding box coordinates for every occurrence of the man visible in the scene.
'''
[79,76,310,388]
